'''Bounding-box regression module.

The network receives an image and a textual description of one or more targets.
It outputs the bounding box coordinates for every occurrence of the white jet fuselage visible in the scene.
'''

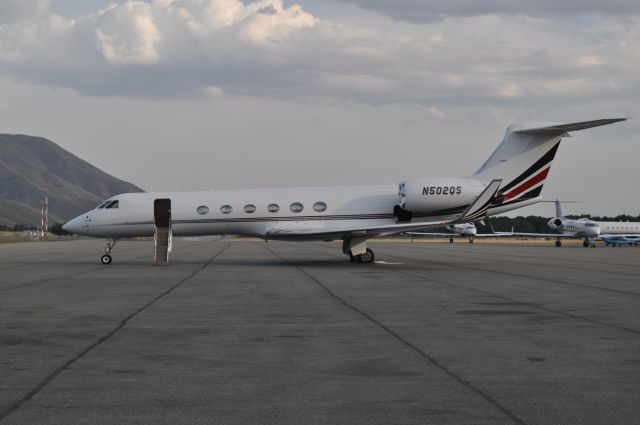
[66,181,491,240]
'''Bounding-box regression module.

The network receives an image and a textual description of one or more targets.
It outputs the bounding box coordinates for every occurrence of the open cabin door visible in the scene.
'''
[154,199,172,264]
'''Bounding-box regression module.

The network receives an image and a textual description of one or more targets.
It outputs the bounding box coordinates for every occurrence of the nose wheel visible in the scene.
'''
[101,239,117,264]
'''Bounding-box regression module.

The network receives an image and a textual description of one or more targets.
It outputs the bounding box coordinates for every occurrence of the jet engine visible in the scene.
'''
[395,177,484,221]
[548,218,563,229]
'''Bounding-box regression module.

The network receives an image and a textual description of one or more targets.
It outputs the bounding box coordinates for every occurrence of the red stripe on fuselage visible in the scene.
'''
[504,167,550,201]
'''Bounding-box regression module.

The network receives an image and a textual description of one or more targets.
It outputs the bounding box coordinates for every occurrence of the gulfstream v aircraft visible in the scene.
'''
[63,119,625,264]
[513,199,640,247]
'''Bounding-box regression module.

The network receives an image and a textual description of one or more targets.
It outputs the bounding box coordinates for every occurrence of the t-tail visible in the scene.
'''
[471,118,626,214]
[554,198,564,219]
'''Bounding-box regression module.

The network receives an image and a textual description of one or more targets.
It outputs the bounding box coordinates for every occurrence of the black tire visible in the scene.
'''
[365,248,375,264]
[101,254,112,265]
[353,248,375,264]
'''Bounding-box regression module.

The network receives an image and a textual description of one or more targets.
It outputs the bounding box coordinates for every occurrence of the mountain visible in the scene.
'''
[0,134,143,225]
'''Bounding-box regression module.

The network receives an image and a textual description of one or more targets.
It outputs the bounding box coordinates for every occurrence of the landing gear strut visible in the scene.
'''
[469,237,474,244]
[101,238,117,264]
[349,248,375,264]
[449,237,454,243]
[584,238,595,248]
[555,238,562,247]
[343,237,375,264]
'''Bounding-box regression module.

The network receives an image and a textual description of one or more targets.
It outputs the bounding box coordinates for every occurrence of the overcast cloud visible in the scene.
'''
[333,0,640,23]
[0,0,638,216]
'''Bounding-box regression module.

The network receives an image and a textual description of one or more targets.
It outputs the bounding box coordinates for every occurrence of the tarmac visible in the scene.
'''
[0,239,639,425]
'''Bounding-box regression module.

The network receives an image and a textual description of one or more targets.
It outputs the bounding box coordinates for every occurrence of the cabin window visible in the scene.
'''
[290,202,304,213]
[105,200,119,209]
[267,203,280,213]
[220,205,233,214]
[197,206,209,215]
[313,201,327,212]
[244,204,256,214]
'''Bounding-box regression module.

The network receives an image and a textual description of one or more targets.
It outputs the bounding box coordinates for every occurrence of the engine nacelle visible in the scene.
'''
[398,177,485,213]
[548,218,563,229]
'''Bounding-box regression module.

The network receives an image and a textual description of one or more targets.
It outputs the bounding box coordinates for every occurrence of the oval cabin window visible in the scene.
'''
[244,204,256,214]
[267,203,280,213]
[290,202,304,213]
[197,205,209,215]
[313,202,327,212]
[220,205,233,214]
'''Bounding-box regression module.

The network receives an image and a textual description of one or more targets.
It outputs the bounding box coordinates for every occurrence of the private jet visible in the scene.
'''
[62,119,626,264]
[509,199,640,247]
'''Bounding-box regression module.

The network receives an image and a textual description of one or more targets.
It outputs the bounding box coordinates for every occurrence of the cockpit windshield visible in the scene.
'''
[96,199,119,209]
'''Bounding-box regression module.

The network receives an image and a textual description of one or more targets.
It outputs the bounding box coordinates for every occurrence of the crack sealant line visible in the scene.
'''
[0,242,231,423]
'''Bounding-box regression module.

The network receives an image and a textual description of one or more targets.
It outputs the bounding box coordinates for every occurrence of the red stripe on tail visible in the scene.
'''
[504,167,550,201]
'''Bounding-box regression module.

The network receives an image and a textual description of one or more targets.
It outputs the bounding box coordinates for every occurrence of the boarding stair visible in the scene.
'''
[154,225,172,265]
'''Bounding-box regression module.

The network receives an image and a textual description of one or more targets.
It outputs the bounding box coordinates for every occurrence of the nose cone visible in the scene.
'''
[62,216,84,234]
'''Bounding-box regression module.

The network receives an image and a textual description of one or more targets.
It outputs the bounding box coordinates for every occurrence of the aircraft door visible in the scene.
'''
[154,199,171,228]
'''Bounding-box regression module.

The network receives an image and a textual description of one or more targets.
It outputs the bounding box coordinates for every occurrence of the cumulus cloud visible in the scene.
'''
[0,0,638,107]
[96,2,162,64]
[333,0,640,23]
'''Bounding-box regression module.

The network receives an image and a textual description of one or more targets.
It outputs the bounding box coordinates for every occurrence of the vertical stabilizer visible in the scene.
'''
[555,199,564,219]
[472,119,625,208]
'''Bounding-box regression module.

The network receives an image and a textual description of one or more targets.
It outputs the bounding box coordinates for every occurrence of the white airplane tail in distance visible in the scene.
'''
[62,118,626,264]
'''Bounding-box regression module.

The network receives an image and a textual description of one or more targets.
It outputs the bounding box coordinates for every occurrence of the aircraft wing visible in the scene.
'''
[505,232,574,238]
[267,219,455,240]
[406,232,458,237]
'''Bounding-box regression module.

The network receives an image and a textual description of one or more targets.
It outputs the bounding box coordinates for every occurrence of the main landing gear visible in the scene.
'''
[349,248,375,264]
[555,238,562,247]
[101,238,117,264]
[342,238,375,264]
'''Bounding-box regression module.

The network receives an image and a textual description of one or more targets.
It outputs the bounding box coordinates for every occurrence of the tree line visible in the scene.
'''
[478,214,640,234]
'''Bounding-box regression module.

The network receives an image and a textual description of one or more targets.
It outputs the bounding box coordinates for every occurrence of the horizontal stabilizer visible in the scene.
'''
[514,118,626,135]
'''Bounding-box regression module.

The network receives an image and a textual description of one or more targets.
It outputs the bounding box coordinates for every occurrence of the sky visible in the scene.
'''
[0,0,638,217]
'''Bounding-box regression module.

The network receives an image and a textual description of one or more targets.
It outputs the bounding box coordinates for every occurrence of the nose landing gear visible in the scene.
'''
[101,239,117,264]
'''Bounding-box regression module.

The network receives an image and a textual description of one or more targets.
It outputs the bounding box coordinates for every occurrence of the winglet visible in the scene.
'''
[458,179,502,222]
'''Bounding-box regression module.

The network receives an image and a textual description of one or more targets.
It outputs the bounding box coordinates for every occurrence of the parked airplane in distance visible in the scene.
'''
[63,119,626,264]
[601,235,640,247]
[408,223,478,243]
[510,199,640,247]
[407,222,514,243]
